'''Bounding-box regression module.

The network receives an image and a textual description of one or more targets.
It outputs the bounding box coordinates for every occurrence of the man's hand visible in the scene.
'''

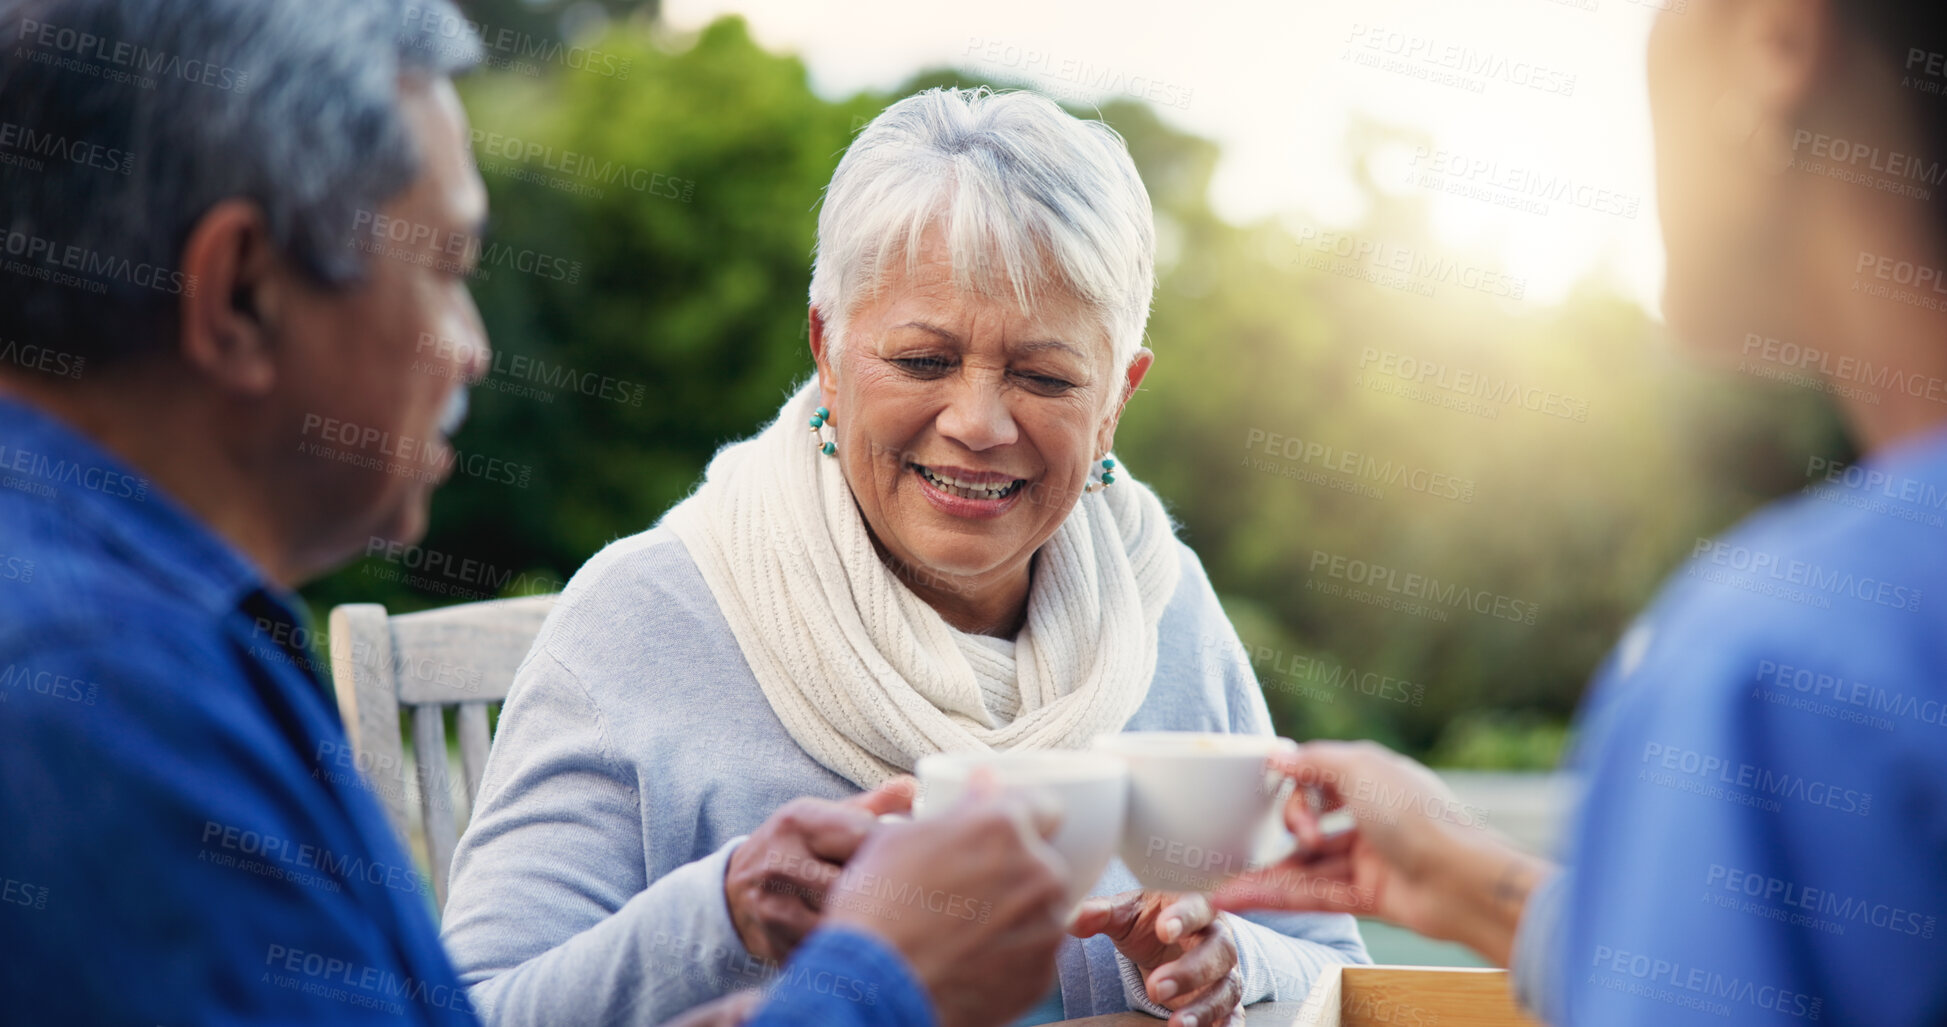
[823,773,1071,1027]
[725,778,915,963]
[1208,741,1553,966]
[1069,890,1241,1027]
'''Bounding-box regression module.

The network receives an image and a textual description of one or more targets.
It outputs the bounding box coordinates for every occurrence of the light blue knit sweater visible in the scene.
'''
[440,525,1368,1025]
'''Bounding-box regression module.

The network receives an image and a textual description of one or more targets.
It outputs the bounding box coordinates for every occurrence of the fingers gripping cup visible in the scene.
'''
[1091,732,1299,893]
[913,751,1130,907]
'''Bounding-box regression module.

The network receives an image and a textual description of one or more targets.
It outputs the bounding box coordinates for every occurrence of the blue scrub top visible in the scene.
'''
[1541,426,1947,1025]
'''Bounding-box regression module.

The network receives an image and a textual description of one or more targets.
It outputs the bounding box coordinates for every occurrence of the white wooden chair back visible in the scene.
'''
[327,595,556,917]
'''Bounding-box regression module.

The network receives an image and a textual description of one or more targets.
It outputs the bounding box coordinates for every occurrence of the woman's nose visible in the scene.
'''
[459,333,492,386]
[936,380,1019,451]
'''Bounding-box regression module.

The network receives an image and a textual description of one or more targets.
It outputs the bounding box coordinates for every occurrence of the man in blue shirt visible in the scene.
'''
[1214,3,1947,1024]
[0,1,1071,1024]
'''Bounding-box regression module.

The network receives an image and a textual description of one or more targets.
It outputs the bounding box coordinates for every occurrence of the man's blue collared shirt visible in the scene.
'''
[744,927,935,1027]
[0,396,938,1026]
[0,397,475,1024]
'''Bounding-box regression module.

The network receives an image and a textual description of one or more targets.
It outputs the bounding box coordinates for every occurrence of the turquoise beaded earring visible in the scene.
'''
[1084,456,1116,493]
[809,406,836,456]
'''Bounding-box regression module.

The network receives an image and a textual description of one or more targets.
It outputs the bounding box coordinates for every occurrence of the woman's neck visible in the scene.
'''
[880,543,1033,639]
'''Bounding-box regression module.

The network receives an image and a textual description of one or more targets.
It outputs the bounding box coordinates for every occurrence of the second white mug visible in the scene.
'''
[1092,731,1298,893]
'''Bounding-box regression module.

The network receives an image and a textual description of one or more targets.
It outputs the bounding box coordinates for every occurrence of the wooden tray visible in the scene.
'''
[1293,965,1545,1026]
[1052,965,1544,1027]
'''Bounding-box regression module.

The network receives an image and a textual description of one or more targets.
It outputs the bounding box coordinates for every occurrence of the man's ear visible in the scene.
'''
[807,305,838,412]
[177,198,285,395]
[1099,347,1153,455]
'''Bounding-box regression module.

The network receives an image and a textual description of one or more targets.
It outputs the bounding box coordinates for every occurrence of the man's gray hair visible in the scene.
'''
[0,0,482,363]
[809,88,1156,371]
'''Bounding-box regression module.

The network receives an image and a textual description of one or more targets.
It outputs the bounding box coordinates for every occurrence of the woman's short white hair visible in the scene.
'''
[809,87,1156,372]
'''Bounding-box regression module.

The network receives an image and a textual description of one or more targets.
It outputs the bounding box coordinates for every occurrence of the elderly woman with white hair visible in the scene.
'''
[440,87,1368,1026]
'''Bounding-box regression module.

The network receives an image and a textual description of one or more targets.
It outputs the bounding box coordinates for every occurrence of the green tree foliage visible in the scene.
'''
[302,16,1852,764]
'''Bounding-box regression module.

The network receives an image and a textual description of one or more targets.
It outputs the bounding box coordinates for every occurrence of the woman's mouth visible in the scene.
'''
[911,463,1026,503]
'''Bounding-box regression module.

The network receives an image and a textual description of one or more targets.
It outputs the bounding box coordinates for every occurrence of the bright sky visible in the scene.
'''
[661,0,1669,313]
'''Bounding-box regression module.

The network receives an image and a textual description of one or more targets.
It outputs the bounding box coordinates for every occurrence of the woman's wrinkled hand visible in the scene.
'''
[1069,890,1241,1027]
[724,776,915,963]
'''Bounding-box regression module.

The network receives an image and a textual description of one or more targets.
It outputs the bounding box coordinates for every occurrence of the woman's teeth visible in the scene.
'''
[915,465,1023,501]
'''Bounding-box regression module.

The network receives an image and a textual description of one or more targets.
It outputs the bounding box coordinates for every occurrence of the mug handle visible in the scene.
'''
[1251,775,1359,868]
[1249,775,1301,869]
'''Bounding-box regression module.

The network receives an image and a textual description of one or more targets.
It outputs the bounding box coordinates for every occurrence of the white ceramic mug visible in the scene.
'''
[1091,731,1298,893]
[913,750,1130,906]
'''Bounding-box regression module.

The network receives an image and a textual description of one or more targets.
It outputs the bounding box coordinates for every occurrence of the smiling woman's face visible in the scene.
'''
[812,233,1150,619]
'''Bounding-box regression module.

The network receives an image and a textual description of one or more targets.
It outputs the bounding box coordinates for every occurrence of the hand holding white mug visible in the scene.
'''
[1207,741,1554,967]
[825,771,1073,1027]
[723,776,916,962]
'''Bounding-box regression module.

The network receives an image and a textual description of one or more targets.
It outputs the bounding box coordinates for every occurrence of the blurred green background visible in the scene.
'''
[301,5,1853,770]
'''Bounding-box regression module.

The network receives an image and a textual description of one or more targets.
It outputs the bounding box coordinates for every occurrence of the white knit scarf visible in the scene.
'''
[664,382,1182,788]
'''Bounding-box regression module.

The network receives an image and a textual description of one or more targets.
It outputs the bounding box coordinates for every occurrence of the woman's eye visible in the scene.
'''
[1017,372,1076,393]
[892,356,954,376]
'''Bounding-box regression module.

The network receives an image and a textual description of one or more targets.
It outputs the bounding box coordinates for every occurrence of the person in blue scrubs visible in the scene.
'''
[0,2,1073,1024]
[1214,2,1947,1025]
